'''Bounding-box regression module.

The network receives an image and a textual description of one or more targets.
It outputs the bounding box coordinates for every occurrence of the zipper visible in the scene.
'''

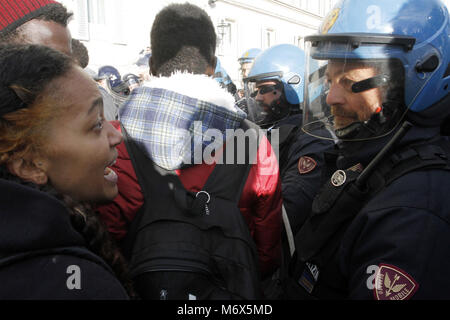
[131,261,213,278]
[131,262,228,292]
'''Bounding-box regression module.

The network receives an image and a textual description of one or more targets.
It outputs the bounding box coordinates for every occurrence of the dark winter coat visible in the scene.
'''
[0,179,129,300]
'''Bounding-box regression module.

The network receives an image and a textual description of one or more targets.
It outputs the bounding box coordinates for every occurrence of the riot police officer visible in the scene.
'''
[241,44,334,299]
[97,65,129,120]
[238,48,262,90]
[214,57,238,99]
[123,73,141,92]
[288,0,450,300]
[243,44,334,235]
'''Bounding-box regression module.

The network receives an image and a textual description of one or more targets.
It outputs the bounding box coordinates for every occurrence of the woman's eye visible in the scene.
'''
[94,117,104,130]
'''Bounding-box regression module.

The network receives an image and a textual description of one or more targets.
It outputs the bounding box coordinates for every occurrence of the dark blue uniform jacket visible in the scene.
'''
[334,126,450,299]
[271,114,335,234]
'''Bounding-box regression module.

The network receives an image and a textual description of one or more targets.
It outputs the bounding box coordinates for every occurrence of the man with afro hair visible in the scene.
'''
[97,3,283,299]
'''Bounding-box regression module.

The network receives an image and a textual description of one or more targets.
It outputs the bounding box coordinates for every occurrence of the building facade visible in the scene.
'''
[61,0,449,86]
[60,0,339,85]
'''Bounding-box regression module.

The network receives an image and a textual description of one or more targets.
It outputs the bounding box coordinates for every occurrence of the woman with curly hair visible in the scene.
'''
[0,44,133,299]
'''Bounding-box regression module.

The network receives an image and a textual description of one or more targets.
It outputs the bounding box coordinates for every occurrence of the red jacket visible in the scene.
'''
[97,121,282,277]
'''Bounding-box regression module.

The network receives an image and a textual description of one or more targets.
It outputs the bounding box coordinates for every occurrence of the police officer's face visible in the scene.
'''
[325,61,383,130]
[255,80,283,111]
[240,62,253,79]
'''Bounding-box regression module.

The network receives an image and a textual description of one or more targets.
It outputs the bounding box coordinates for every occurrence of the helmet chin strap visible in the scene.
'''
[271,95,294,120]
[335,100,404,140]
[335,122,364,139]
[269,96,283,115]
[257,95,292,129]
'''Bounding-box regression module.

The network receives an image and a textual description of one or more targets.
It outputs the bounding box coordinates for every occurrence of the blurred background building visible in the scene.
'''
[60,0,449,88]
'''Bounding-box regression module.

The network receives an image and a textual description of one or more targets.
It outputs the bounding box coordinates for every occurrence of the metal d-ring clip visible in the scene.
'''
[196,191,211,215]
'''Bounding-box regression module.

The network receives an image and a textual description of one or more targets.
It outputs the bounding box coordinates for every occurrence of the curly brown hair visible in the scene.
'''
[0,44,135,298]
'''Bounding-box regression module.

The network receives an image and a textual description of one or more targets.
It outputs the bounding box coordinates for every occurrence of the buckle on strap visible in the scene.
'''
[195,191,211,216]
[173,189,211,216]
[196,191,211,204]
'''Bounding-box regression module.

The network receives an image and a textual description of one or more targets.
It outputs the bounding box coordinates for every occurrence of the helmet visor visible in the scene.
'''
[243,73,284,127]
[303,36,416,141]
[243,80,268,125]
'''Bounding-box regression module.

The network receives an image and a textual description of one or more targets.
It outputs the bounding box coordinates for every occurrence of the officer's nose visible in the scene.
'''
[326,82,345,107]
[255,90,264,102]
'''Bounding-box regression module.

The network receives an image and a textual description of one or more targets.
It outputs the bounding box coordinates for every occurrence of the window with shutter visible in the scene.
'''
[76,0,89,40]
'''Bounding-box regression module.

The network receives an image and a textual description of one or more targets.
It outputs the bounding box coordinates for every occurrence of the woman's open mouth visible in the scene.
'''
[104,159,118,184]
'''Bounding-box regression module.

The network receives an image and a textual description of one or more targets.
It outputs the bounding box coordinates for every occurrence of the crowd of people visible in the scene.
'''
[0,0,449,300]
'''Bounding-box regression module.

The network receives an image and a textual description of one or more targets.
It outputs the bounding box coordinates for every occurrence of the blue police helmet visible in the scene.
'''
[214,58,232,86]
[136,53,151,67]
[123,73,140,86]
[98,65,123,89]
[246,44,306,105]
[238,48,262,64]
[306,0,450,113]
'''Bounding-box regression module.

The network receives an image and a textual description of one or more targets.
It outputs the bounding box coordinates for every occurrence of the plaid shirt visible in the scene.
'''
[119,86,247,170]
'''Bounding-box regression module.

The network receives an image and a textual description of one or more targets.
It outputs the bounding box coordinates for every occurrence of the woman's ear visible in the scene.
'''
[7,158,48,185]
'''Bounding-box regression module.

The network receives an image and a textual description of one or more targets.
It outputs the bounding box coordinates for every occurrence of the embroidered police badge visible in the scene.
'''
[298,156,317,174]
[374,264,419,300]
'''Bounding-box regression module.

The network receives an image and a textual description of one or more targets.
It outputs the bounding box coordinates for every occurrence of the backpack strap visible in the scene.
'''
[120,124,183,258]
[120,124,179,201]
[200,119,260,203]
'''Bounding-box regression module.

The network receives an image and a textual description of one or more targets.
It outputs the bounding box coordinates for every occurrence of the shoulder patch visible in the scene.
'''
[374,264,419,300]
[298,156,317,175]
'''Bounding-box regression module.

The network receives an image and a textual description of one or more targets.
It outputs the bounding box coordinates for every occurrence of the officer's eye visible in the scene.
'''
[339,77,356,91]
